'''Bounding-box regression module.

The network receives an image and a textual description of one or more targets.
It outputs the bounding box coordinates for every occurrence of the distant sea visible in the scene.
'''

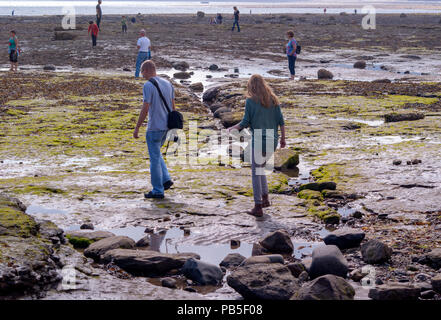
[1,1,440,16]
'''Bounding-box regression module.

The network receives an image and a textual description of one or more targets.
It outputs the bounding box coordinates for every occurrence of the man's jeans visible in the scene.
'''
[146,130,171,195]
[232,21,240,32]
[135,51,150,78]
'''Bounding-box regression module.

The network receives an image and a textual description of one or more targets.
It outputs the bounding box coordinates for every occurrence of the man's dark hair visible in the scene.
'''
[89,21,93,24]
[10,30,16,34]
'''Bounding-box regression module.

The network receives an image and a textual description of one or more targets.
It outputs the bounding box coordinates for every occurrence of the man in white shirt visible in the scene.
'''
[135,29,151,78]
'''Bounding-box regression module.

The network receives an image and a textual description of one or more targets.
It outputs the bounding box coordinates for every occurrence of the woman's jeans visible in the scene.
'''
[146,130,171,195]
[288,55,296,76]
[250,136,276,204]
[232,21,240,32]
[135,51,151,78]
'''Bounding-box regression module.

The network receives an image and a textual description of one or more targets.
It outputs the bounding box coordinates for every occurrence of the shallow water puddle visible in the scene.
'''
[26,204,69,215]
[366,135,422,145]
[329,117,384,127]
[337,205,357,218]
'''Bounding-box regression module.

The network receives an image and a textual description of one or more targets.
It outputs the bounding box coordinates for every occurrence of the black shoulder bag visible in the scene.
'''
[149,78,184,130]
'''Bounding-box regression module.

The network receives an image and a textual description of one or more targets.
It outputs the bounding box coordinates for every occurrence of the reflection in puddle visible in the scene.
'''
[293,242,321,259]
[26,204,69,215]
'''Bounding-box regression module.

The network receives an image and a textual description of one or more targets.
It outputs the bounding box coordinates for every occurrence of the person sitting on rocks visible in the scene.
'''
[227,74,286,218]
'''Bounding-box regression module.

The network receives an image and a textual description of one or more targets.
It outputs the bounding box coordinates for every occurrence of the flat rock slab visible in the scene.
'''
[242,254,284,266]
[66,230,115,241]
[84,236,135,261]
[227,263,300,300]
[102,249,200,276]
[219,253,246,269]
[292,275,355,300]
[368,283,420,300]
[384,113,424,123]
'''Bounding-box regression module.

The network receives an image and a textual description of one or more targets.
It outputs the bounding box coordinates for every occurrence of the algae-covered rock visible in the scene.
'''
[307,206,340,225]
[273,149,299,170]
[298,190,323,201]
[66,230,115,249]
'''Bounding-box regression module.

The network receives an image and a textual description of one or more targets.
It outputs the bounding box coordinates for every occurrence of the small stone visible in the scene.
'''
[432,274,441,294]
[135,236,150,248]
[161,277,177,289]
[242,255,284,266]
[393,160,402,165]
[352,211,363,219]
[184,287,197,292]
[208,64,219,71]
[368,283,420,300]
[298,271,309,282]
[411,159,422,165]
[350,269,368,282]
[80,223,94,230]
[230,239,240,248]
[287,262,305,278]
[144,227,154,233]
[219,253,246,269]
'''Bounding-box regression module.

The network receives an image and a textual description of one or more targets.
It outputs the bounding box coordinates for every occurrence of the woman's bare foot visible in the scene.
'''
[262,194,270,208]
[247,204,263,217]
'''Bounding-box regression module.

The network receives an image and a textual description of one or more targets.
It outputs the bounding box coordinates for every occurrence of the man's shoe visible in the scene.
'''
[144,191,164,199]
[163,180,174,191]
[246,204,263,218]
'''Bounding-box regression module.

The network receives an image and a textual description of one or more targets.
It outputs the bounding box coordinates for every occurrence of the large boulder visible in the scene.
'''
[219,253,246,269]
[432,274,441,294]
[202,87,219,102]
[259,230,294,254]
[291,275,355,300]
[227,263,300,300]
[83,236,136,261]
[323,228,365,250]
[309,245,348,279]
[368,283,420,300]
[181,258,224,285]
[361,240,392,264]
[317,69,333,80]
[102,249,200,276]
[273,149,300,170]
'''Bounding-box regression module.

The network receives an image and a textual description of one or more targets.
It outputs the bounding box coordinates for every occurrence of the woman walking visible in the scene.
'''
[228,75,286,217]
[8,30,19,72]
[286,30,297,80]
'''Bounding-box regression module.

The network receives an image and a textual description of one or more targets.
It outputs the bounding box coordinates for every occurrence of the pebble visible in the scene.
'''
[393,159,402,165]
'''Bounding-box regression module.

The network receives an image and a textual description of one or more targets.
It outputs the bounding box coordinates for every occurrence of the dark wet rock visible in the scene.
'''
[172,61,189,71]
[411,159,422,165]
[219,253,246,269]
[400,13,407,18]
[349,268,368,282]
[209,103,223,114]
[353,61,366,69]
[202,86,219,102]
[184,287,196,292]
[419,249,441,270]
[144,227,154,233]
[299,182,320,191]
[368,283,420,300]
[220,112,242,128]
[80,223,94,230]
[206,75,212,78]
[309,245,348,279]
[43,65,56,71]
[161,277,177,289]
[123,67,131,72]
[230,239,240,247]
[102,249,199,276]
[431,274,441,293]
[242,254,285,266]
[181,258,223,285]
[298,271,309,282]
[227,263,300,300]
[400,55,421,60]
[291,275,355,300]
[361,240,392,264]
[323,228,365,250]
[173,71,191,80]
[135,236,150,248]
[384,112,425,123]
[287,262,306,278]
[414,273,430,282]
[317,69,333,80]
[393,159,402,165]
[352,211,363,219]
[208,64,219,71]
[320,59,331,64]
[372,78,392,84]
[421,290,435,299]
[84,236,136,261]
[342,122,362,130]
[273,149,299,170]
[65,230,115,249]
[197,11,205,18]
[189,82,204,92]
[251,243,270,256]
[213,107,232,118]
[259,230,294,254]
[318,182,337,191]
[53,32,76,40]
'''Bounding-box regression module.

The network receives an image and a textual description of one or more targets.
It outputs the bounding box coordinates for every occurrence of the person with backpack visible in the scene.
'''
[133,60,175,199]
[227,74,286,218]
[286,30,298,80]
[8,30,19,72]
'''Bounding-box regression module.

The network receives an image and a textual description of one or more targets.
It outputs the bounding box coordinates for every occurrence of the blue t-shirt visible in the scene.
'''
[286,39,297,56]
[143,76,175,131]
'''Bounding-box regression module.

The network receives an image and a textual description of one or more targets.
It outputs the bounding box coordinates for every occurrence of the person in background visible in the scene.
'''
[121,16,128,34]
[286,30,297,80]
[135,29,151,78]
[227,75,286,218]
[96,0,102,29]
[216,13,223,24]
[232,6,240,32]
[324,8,327,14]
[8,30,19,72]
[12,10,14,16]
[88,21,99,47]
[133,60,175,199]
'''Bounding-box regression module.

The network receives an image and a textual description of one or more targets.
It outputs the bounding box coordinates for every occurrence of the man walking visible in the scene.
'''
[133,60,175,199]
[232,6,240,32]
[96,0,102,29]
[88,21,99,47]
[135,29,151,78]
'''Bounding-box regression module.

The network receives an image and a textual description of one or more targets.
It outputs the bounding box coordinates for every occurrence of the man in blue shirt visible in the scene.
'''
[232,7,240,32]
[133,60,175,199]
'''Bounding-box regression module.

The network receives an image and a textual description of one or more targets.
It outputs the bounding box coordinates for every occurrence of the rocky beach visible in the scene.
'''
[1,12,441,300]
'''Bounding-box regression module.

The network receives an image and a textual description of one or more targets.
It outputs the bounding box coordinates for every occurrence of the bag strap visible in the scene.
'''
[149,77,171,114]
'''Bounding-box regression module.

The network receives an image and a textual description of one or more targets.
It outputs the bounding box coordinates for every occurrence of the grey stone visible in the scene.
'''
[354,61,366,69]
[323,228,365,250]
[83,236,136,261]
[384,113,425,123]
[219,253,246,269]
[291,275,355,300]
[135,236,150,247]
[242,255,284,266]
[251,243,270,256]
[189,82,204,92]
[361,240,392,264]
[202,87,219,102]
[161,277,177,289]
[259,230,293,254]
[309,245,348,279]
[181,258,224,285]
[421,248,441,269]
[43,65,56,71]
[172,61,189,71]
[368,283,420,300]
[317,69,333,80]
[173,71,191,80]
[213,107,232,118]
[227,263,300,300]
[287,262,305,278]
[80,223,94,230]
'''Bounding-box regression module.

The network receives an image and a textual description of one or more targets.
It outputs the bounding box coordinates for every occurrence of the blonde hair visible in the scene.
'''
[247,74,279,108]
[141,60,156,73]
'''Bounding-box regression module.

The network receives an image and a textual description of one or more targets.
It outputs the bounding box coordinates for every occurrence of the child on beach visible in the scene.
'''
[88,21,99,47]
[227,75,286,218]
[8,30,19,72]
[121,16,128,34]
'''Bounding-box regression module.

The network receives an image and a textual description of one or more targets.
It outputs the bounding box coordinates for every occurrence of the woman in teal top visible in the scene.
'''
[8,30,19,72]
[228,74,286,217]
